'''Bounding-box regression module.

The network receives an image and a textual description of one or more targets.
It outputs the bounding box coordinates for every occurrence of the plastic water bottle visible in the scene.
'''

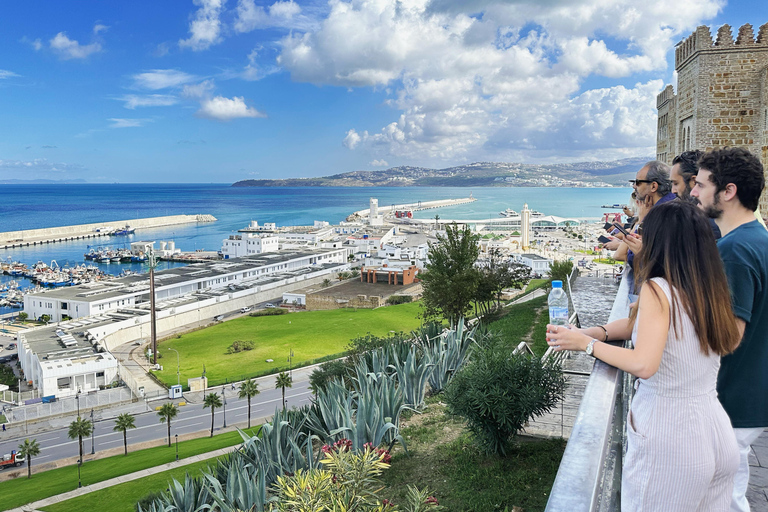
[548,280,569,326]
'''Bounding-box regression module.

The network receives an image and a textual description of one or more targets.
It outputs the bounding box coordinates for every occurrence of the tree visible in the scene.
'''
[67,417,93,465]
[419,223,481,324]
[549,259,574,285]
[238,379,260,429]
[434,214,440,229]
[474,249,531,317]
[157,403,179,447]
[203,393,223,437]
[275,372,293,411]
[17,438,40,479]
[40,314,50,324]
[17,312,27,322]
[337,271,348,282]
[322,278,331,288]
[113,413,136,455]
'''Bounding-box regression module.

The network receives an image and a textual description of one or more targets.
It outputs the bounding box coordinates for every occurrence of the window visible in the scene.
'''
[96,371,104,377]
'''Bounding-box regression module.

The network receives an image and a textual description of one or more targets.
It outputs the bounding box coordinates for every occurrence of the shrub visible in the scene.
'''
[136,490,167,512]
[17,312,28,322]
[309,359,352,394]
[386,295,413,305]
[445,345,565,456]
[226,340,255,354]
[249,308,287,317]
[347,331,409,358]
[548,260,574,284]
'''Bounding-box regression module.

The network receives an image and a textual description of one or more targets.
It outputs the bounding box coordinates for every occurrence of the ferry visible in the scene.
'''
[499,209,519,218]
[601,204,626,209]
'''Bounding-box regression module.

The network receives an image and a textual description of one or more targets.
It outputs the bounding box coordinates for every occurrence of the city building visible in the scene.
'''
[513,253,553,275]
[220,233,279,258]
[656,22,768,213]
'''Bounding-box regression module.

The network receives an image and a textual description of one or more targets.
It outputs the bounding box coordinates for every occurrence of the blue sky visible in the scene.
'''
[0,0,757,183]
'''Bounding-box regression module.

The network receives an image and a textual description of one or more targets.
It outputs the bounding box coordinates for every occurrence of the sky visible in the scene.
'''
[0,0,759,183]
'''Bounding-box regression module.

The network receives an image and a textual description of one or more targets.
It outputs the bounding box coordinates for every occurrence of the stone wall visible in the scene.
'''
[306,294,382,310]
[657,22,768,215]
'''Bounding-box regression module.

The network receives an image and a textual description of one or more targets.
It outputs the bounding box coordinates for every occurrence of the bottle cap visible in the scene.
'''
[552,280,563,288]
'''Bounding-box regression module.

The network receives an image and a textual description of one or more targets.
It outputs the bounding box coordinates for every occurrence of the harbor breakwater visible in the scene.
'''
[348,197,476,220]
[0,214,217,250]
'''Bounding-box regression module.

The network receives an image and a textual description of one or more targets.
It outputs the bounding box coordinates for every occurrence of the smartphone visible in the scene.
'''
[612,222,630,236]
[603,222,613,231]
[597,235,611,244]
[637,224,643,236]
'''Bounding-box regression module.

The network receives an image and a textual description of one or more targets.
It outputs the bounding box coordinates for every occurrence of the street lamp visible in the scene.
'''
[166,347,180,386]
[76,388,81,417]
[175,434,179,461]
[90,409,95,454]
[221,387,227,428]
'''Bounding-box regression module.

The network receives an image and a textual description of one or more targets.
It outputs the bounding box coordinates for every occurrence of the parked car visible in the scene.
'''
[240,307,252,313]
[214,315,225,321]
[264,303,276,309]
[7,343,16,350]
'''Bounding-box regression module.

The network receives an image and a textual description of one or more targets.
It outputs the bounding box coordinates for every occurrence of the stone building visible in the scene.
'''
[656,22,768,214]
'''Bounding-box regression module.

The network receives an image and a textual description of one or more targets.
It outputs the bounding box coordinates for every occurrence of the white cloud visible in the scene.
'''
[0,158,84,173]
[108,118,153,128]
[234,0,305,32]
[196,96,266,121]
[93,24,109,34]
[181,79,216,99]
[370,159,389,167]
[242,48,280,81]
[276,0,722,162]
[0,70,20,79]
[118,94,178,109]
[49,32,103,60]
[179,0,226,51]
[132,69,198,90]
[343,129,362,149]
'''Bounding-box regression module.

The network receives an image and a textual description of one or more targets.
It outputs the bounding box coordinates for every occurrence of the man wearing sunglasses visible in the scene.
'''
[629,160,676,208]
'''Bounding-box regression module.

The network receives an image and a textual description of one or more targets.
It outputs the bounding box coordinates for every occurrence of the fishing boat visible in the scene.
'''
[112,225,135,236]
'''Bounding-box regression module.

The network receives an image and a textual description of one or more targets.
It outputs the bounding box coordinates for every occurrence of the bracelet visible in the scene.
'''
[597,325,608,342]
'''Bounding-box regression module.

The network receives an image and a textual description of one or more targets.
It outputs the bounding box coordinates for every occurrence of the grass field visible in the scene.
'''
[154,302,423,387]
[41,458,216,512]
[490,295,550,356]
[1,428,257,510]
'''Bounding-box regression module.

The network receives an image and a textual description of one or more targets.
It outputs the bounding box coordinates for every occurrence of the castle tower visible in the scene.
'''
[656,22,768,216]
[521,203,531,249]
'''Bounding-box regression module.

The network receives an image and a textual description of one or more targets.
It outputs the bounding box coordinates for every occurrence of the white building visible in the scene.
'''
[24,248,351,322]
[514,253,553,276]
[221,233,279,259]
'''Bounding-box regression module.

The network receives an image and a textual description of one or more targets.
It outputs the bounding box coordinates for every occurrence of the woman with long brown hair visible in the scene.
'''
[547,200,740,511]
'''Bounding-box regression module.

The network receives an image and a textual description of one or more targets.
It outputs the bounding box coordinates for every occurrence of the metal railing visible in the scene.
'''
[545,272,632,512]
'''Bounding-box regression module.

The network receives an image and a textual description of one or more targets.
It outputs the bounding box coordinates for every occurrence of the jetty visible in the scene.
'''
[347,197,476,221]
[0,214,217,250]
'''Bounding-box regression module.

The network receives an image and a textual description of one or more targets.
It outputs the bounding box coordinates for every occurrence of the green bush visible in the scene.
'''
[17,312,28,322]
[548,259,574,284]
[135,490,166,512]
[309,359,352,394]
[445,344,565,456]
[248,308,287,317]
[226,340,255,354]
[347,331,409,358]
[386,295,413,305]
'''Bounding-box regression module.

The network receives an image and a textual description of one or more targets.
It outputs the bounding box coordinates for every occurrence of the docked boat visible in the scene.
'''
[112,225,135,236]
[601,204,625,209]
[499,209,519,217]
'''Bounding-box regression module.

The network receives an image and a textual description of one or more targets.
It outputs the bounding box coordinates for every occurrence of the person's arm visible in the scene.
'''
[547,281,670,379]
[613,242,628,262]
[579,317,634,342]
[623,233,642,254]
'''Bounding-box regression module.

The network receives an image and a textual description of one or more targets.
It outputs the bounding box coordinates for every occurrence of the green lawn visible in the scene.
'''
[155,302,423,387]
[41,458,216,512]
[524,278,549,293]
[490,295,550,356]
[0,428,257,510]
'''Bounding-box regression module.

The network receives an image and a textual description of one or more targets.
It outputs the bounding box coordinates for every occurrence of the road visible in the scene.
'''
[0,381,313,468]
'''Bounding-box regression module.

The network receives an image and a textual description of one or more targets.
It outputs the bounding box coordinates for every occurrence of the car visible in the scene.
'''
[7,343,16,350]
[240,307,252,313]
[264,303,276,308]
[214,315,225,321]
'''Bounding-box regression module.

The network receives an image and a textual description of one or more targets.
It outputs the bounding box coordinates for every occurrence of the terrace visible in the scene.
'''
[545,276,768,510]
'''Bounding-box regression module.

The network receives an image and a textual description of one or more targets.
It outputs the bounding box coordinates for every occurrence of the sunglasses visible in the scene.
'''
[629,179,654,185]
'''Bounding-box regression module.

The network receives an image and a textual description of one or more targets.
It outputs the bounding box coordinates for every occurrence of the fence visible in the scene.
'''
[545,272,631,511]
[5,386,135,423]
[1,388,42,405]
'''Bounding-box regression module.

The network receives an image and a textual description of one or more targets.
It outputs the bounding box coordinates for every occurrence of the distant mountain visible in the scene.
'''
[232,158,650,188]
[0,179,88,184]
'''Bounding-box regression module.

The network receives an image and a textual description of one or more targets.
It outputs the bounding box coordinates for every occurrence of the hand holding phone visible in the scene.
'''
[597,235,611,244]
[612,222,630,237]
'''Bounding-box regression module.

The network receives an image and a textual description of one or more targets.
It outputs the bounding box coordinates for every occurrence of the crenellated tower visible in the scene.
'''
[656,22,768,216]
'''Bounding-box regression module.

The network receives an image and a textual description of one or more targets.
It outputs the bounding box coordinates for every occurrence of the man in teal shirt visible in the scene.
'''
[691,147,767,512]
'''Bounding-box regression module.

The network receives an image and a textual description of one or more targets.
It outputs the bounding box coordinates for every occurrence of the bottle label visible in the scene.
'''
[549,307,569,324]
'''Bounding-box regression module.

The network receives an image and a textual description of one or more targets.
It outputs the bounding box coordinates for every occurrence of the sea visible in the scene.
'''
[0,184,632,315]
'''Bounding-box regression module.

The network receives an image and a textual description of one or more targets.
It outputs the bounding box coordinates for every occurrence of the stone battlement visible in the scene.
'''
[675,23,768,69]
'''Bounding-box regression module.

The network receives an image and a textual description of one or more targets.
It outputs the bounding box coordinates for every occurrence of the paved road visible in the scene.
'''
[0,381,312,468]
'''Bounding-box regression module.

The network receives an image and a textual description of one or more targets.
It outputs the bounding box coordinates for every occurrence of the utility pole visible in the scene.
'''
[148,247,159,366]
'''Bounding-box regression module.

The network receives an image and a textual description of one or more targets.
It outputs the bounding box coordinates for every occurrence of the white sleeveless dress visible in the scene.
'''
[622,277,739,511]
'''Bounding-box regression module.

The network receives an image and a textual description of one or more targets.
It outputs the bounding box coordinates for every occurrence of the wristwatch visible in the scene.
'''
[586,339,597,356]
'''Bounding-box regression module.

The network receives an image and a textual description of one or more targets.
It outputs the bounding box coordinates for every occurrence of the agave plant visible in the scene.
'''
[389,345,434,411]
[305,378,356,443]
[164,471,213,512]
[201,461,268,512]
[425,320,477,394]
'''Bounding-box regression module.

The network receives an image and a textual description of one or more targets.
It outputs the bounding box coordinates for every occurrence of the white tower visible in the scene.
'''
[369,198,382,225]
[521,203,531,249]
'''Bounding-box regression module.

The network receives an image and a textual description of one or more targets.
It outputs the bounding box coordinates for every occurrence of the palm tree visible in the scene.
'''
[157,403,179,447]
[434,214,440,229]
[238,379,260,429]
[275,372,292,411]
[203,393,223,437]
[113,413,136,455]
[17,438,40,478]
[67,417,93,465]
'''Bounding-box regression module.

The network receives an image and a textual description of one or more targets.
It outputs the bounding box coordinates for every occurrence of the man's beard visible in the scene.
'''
[692,195,723,219]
